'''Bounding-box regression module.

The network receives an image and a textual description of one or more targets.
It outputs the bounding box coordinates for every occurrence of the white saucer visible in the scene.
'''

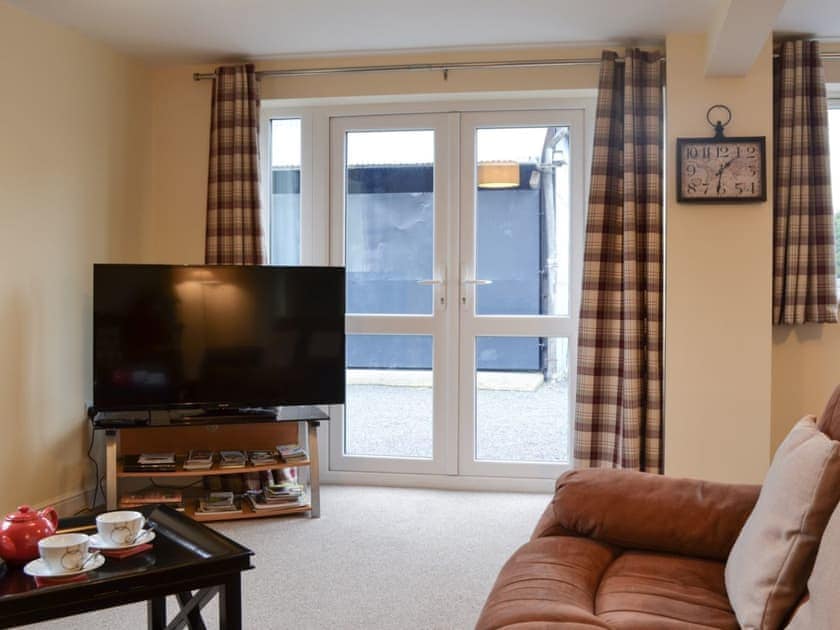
[89,530,155,550]
[23,553,105,578]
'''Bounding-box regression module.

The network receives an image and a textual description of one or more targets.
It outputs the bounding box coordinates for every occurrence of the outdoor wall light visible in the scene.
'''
[477,161,520,189]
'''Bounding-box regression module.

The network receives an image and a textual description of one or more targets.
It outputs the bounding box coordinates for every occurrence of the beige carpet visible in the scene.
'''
[25,486,550,630]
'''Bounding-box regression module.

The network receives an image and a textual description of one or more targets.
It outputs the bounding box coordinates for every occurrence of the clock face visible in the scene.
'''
[677,137,766,203]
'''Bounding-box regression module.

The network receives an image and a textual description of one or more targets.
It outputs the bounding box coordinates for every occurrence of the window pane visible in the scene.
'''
[474,336,569,463]
[345,130,435,315]
[345,334,433,458]
[829,109,840,290]
[474,127,570,316]
[269,119,302,265]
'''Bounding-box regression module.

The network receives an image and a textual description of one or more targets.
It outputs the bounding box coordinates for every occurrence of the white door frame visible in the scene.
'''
[262,93,595,490]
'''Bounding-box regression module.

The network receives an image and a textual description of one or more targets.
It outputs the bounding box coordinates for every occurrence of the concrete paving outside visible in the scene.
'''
[344,374,569,464]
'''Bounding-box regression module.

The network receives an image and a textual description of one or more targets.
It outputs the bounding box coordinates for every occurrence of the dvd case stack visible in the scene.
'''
[183,450,214,471]
[276,444,308,464]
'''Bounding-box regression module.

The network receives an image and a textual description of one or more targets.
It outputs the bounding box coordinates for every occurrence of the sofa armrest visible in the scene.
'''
[532,469,760,561]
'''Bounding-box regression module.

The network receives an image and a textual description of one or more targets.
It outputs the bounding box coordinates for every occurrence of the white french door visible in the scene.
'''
[329,107,584,480]
[329,113,458,474]
[458,110,584,478]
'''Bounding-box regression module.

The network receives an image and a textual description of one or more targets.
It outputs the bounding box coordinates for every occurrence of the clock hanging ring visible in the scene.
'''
[676,104,766,203]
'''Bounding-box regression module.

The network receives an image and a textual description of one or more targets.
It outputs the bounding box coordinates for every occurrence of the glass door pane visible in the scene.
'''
[475,336,569,463]
[345,129,435,315]
[346,334,433,458]
[475,126,571,317]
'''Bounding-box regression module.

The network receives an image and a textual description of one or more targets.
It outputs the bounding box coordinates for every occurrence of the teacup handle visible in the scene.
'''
[81,551,101,570]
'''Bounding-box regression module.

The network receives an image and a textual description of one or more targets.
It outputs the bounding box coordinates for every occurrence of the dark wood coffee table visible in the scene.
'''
[0,505,253,629]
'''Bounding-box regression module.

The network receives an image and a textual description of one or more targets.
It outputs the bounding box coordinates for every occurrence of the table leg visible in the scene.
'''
[176,591,208,630]
[218,576,242,630]
[105,430,118,510]
[147,596,166,630]
[308,421,320,519]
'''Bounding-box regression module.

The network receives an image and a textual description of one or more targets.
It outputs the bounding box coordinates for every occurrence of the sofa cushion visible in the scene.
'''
[725,416,840,630]
[596,551,737,629]
[531,469,759,561]
[476,536,618,629]
[787,502,840,629]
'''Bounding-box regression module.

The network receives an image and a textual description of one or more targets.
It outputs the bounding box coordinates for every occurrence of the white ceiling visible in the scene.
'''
[5,0,840,63]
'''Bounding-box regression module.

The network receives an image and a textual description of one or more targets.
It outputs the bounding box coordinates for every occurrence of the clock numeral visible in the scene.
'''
[745,145,756,155]
[686,164,696,176]
[716,146,729,158]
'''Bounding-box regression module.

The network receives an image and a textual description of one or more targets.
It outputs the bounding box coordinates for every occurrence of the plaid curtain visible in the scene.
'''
[205,64,266,265]
[574,50,664,473]
[773,41,837,325]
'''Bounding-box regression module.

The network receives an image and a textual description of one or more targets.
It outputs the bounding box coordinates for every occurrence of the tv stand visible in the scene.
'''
[93,406,330,522]
[168,407,278,424]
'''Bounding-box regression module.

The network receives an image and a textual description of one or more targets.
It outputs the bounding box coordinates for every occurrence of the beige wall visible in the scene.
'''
[664,34,774,484]
[0,3,148,513]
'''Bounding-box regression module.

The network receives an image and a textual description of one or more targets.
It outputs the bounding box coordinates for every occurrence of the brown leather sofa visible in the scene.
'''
[477,391,840,629]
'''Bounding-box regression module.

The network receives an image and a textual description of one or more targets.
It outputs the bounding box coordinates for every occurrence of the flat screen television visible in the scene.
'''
[93,264,345,411]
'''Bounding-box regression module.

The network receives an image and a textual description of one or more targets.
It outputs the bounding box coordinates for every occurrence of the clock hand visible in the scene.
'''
[716,157,737,193]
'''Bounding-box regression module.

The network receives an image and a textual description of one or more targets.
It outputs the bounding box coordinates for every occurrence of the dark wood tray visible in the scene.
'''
[0,506,253,628]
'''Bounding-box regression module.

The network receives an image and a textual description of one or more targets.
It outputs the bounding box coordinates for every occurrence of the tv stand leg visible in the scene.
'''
[105,430,118,510]
[308,421,320,518]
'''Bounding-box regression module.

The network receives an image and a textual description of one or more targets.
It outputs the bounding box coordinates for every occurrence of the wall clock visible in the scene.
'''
[676,105,766,204]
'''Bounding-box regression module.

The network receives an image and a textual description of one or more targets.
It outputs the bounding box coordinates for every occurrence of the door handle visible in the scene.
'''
[417,278,446,307]
[461,279,492,305]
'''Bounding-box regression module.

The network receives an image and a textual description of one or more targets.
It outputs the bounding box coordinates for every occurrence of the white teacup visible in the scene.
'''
[96,510,145,546]
[38,533,91,573]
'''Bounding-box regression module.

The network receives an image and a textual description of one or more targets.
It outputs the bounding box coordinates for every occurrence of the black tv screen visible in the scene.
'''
[93,264,345,411]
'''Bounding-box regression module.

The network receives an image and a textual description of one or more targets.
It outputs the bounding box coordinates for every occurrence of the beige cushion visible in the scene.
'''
[725,416,840,630]
[787,502,840,629]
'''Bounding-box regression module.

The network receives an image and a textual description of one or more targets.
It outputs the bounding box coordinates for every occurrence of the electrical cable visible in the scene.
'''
[85,428,101,511]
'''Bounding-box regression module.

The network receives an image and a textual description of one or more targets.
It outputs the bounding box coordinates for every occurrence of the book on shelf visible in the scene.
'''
[219,450,247,469]
[121,499,186,511]
[183,449,215,471]
[137,452,176,465]
[245,490,307,512]
[122,455,177,473]
[196,491,241,515]
[247,449,278,466]
[119,488,183,504]
[276,443,308,463]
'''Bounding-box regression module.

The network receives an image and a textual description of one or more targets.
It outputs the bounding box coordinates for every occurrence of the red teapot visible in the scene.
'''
[0,505,59,565]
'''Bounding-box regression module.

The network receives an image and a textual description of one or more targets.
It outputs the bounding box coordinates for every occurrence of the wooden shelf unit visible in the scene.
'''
[116,459,311,478]
[97,410,325,521]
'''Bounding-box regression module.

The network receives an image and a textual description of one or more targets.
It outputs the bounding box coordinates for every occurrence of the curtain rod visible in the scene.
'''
[191,51,840,82]
[191,57,630,81]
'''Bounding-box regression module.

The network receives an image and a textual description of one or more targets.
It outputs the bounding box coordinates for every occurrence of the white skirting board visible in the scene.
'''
[34,486,97,518]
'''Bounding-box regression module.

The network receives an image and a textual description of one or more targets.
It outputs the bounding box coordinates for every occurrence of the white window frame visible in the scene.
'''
[261,91,595,492]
